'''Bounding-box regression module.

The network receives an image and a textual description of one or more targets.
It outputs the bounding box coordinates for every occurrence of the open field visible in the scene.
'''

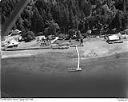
[1,38,128,97]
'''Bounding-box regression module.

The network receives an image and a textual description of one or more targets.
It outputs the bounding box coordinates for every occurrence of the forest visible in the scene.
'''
[1,0,128,36]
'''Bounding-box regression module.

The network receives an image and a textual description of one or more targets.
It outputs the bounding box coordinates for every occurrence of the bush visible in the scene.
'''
[36,32,44,36]
[58,33,66,40]
[21,31,35,42]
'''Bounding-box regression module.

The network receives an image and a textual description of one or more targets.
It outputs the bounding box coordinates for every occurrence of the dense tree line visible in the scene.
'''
[1,0,128,36]
[1,0,20,24]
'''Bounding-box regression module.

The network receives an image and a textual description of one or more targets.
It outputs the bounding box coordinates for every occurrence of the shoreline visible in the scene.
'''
[1,39,128,59]
[2,49,128,60]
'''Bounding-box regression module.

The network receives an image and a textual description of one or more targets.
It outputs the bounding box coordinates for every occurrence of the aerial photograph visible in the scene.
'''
[1,0,128,98]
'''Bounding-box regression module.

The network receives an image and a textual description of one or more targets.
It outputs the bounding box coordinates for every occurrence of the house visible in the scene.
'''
[106,34,123,44]
[3,29,22,48]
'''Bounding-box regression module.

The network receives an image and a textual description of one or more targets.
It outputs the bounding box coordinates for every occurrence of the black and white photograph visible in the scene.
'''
[1,0,128,98]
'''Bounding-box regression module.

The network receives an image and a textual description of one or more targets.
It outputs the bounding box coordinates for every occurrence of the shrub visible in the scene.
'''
[21,31,35,42]
[36,32,44,36]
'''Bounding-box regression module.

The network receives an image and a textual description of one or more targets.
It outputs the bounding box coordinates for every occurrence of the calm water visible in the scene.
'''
[1,52,128,98]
